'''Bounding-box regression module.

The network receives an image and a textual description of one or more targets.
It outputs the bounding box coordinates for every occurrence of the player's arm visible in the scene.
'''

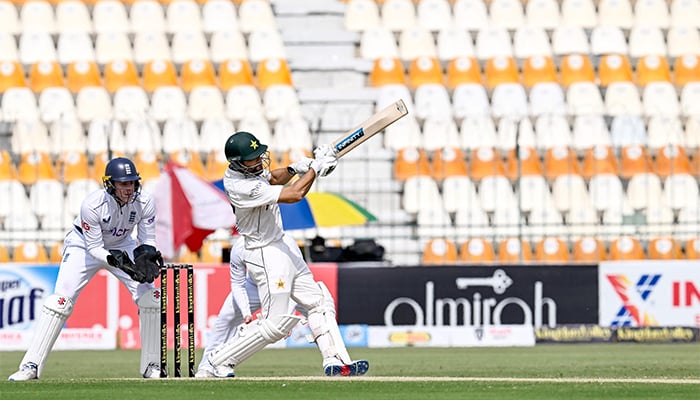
[79,202,112,265]
[277,155,337,203]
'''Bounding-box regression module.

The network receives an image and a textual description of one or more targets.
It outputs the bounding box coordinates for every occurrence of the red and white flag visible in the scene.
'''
[153,161,235,260]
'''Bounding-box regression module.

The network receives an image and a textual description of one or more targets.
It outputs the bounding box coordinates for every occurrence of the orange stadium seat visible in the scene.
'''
[559,54,596,87]
[133,151,162,182]
[648,237,683,260]
[469,147,506,181]
[17,151,57,185]
[692,148,700,176]
[200,240,227,263]
[534,237,571,262]
[205,150,229,182]
[431,147,469,181]
[446,56,482,89]
[56,151,90,183]
[459,238,496,263]
[654,145,692,178]
[522,55,557,88]
[686,238,699,259]
[619,145,654,179]
[104,59,140,93]
[181,59,217,93]
[176,246,200,264]
[484,56,520,89]
[49,241,65,263]
[422,238,458,265]
[142,59,178,92]
[504,146,543,180]
[673,54,700,88]
[408,56,444,89]
[394,147,432,181]
[256,58,293,90]
[369,57,406,87]
[497,238,534,263]
[573,237,608,263]
[0,245,9,263]
[91,150,126,183]
[13,242,49,263]
[0,61,27,93]
[218,58,255,91]
[29,61,64,93]
[0,150,18,181]
[636,55,671,87]
[598,54,634,87]
[169,149,206,179]
[581,145,619,179]
[543,146,581,180]
[66,61,102,94]
[609,236,646,260]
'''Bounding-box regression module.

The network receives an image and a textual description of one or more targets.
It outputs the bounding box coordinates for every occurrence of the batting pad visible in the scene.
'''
[308,282,352,365]
[21,294,74,377]
[209,314,301,367]
[137,288,161,376]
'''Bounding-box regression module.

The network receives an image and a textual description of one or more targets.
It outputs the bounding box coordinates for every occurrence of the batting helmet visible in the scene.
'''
[224,131,268,162]
[102,157,141,200]
[224,131,270,176]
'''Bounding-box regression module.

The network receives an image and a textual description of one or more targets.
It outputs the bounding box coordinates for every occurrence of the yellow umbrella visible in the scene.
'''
[304,192,377,227]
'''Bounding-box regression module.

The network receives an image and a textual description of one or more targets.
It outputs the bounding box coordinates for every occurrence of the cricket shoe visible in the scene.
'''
[8,363,38,381]
[324,360,369,377]
[200,355,235,378]
[143,362,167,379]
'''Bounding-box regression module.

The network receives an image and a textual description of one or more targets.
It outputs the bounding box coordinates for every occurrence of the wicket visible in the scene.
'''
[159,264,195,378]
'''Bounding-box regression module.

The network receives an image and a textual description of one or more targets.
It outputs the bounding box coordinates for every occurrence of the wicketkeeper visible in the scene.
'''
[9,157,165,381]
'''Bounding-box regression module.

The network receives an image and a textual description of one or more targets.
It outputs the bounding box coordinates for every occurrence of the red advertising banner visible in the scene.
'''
[1,262,339,350]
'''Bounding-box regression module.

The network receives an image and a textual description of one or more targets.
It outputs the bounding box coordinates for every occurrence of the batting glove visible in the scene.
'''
[310,155,338,177]
[313,144,336,159]
[287,157,314,175]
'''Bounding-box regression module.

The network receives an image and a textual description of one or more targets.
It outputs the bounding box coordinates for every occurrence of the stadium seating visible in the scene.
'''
[0,0,694,265]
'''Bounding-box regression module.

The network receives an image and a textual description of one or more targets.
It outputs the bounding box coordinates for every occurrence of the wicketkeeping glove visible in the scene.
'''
[107,250,148,283]
[133,244,163,284]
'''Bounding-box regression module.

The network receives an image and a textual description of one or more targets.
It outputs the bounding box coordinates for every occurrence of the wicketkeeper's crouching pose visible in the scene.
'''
[198,131,368,377]
[8,157,165,381]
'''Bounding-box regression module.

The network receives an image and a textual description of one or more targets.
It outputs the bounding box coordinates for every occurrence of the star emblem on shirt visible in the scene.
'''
[276,278,285,289]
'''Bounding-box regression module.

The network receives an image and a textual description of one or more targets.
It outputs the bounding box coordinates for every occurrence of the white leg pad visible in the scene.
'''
[137,288,161,376]
[209,314,301,367]
[21,294,74,377]
[307,282,352,365]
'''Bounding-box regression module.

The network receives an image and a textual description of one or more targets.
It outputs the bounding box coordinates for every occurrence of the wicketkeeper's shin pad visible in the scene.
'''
[307,282,352,365]
[209,314,301,367]
[137,288,161,375]
[21,294,74,377]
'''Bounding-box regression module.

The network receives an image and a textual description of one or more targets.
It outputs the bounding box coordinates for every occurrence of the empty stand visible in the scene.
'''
[497,238,533,263]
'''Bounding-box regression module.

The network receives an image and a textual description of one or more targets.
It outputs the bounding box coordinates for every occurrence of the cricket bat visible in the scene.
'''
[330,99,408,158]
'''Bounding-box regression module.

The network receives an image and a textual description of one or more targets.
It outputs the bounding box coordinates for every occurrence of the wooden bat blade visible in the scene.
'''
[331,99,408,158]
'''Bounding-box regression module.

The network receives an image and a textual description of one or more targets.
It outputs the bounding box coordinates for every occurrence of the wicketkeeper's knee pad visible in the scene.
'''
[307,282,352,364]
[21,294,74,377]
[136,288,161,375]
[209,314,301,368]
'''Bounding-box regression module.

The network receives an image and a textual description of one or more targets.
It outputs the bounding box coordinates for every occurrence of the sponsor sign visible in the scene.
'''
[0,262,339,350]
[285,324,368,348]
[368,325,535,347]
[536,324,615,343]
[613,327,699,343]
[337,266,598,327]
[599,261,700,327]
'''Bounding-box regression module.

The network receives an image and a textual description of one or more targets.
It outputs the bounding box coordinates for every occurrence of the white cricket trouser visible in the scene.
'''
[244,234,325,319]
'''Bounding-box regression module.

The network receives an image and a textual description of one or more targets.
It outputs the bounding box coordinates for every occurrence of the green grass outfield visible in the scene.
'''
[1,344,698,400]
